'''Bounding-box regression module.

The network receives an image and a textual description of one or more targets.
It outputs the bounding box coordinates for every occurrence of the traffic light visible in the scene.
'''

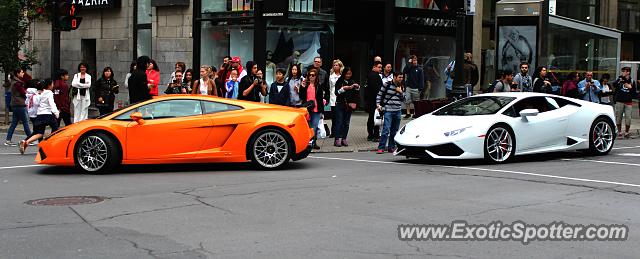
[54,0,82,31]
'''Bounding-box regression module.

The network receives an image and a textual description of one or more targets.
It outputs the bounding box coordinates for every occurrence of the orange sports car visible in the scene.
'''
[36,95,315,173]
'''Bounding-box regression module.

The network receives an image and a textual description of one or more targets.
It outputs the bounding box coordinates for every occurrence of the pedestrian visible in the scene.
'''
[19,79,59,155]
[238,61,266,102]
[493,70,514,92]
[299,68,329,149]
[268,68,290,106]
[328,59,344,137]
[334,67,360,147]
[25,80,39,124]
[146,59,160,96]
[373,56,382,63]
[561,72,580,99]
[4,68,32,146]
[599,74,614,105]
[366,61,383,142]
[377,72,405,154]
[444,59,455,97]
[578,71,602,103]
[210,66,226,97]
[165,70,187,94]
[71,63,91,122]
[403,55,423,118]
[228,57,246,81]
[513,62,532,92]
[287,63,303,107]
[225,69,240,99]
[532,66,552,93]
[613,67,638,139]
[53,69,72,127]
[184,68,194,93]
[166,62,186,88]
[124,61,136,90]
[381,63,393,86]
[307,56,328,95]
[463,53,479,96]
[93,67,119,115]
[128,56,151,104]
[191,65,218,96]
[256,69,268,102]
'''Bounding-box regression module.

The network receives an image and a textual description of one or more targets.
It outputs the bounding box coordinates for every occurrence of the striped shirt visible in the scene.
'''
[376,82,405,112]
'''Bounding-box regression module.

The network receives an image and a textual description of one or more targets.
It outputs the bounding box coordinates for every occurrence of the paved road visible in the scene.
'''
[1,137,640,258]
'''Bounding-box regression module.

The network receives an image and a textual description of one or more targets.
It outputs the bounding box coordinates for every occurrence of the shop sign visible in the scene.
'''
[398,16,457,28]
[71,0,118,9]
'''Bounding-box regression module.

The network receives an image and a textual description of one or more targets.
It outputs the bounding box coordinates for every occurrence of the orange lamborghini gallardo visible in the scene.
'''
[36,95,315,173]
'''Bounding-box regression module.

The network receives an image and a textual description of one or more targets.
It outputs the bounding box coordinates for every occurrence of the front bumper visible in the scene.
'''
[35,136,75,166]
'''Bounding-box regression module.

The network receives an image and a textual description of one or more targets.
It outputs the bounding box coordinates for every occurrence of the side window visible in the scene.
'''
[114,109,136,121]
[553,97,581,108]
[202,101,242,114]
[545,97,560,109]
[139,100,202,120]
[511,97,556,116]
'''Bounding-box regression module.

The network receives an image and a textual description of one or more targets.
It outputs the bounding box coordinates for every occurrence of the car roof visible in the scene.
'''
[474,92,559,99]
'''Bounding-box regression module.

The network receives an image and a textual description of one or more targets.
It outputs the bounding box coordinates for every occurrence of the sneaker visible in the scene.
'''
[618,132,624,139]
[4,141,17,147]
[18,140,26,155]
[341,139,349,147]
[388,147,396,153]
[313,143,321,150]
[334,139,342,147]
[376,149,385,154]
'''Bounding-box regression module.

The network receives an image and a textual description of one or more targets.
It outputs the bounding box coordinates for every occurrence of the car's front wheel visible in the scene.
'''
[484,125,515,163]
[588,117,614,155]
[74,132,121,174]
[248,129,292,170]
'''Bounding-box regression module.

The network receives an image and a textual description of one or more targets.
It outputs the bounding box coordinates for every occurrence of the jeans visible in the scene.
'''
[310,112,322,144]
[378,110,402,150]
[366,100,380,138]
[334,104,352,139]
[6,106,32,141]
[57,111,72,127]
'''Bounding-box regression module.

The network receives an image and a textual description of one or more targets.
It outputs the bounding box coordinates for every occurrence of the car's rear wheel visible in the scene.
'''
[249,129,292,170]
[74,132,121,174]
[484,125,515,163]
[588,117,614,155]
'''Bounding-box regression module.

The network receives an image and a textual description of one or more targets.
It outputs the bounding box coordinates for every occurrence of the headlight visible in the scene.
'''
[399,125,406,135]
[444,127,470,137]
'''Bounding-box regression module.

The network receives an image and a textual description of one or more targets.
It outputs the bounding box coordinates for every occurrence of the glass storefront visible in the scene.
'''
[395,0,457,10]
[394,34,456,99]
[545,20,618,79]
[618,0,640,33]
[202,0,253,12]
[555,0,600,24]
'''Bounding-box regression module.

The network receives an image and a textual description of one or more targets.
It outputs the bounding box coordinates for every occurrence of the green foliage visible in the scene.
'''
[0,0,42,77]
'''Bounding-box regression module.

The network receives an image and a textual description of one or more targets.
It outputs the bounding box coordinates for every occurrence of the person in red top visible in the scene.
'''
[53,69,72,127]
[226,56,244,80]
[146,59,161,96]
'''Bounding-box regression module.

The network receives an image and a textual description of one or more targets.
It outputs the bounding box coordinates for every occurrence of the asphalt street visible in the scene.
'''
[1,136,640,258]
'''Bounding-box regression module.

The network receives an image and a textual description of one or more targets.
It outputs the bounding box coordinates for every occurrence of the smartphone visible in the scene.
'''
[173,79,178,84]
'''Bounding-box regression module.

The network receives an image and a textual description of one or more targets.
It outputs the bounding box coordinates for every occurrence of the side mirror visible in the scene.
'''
[519,109,539,121]
[130,112,145,125]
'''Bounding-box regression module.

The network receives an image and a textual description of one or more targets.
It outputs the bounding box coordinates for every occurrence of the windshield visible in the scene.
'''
[433,96,516,116]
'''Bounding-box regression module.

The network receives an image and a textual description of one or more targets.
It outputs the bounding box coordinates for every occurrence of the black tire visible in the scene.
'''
[74,132,121,174]
[484,124,516,163]
[587,117,615,155]
[247,128,292,170]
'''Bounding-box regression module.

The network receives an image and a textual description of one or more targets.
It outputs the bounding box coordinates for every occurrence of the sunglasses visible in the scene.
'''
[309,74,317,77]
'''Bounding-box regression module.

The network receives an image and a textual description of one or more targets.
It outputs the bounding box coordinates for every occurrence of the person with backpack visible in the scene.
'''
[493,70,514,92]
[376,72,405,154]
[5,68,32,146]
[19,79,59,154]
[532,66,553,93]
[613,66,638,139]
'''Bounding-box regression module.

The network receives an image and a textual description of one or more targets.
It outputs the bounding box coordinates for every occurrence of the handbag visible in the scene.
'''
[346,102,357,111]
[374,109,383,126]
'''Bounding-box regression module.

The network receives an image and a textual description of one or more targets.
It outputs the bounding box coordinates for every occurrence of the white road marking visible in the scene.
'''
[0,165,44,170]
[613,145,640,150]
[618,153,640,157]
[561,158,640,167]
[0,153,36,155]
[310,156,640,188]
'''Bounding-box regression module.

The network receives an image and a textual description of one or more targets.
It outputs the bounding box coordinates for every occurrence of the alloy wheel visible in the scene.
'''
[592,121,613,153]
[253,132,289,169]
[486,127,513,162]
[77,136,108,172]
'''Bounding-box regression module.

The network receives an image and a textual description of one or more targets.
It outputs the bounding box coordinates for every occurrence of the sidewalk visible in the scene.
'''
[2,105,639,153]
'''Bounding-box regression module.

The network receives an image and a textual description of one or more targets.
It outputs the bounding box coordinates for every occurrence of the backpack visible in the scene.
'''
[486,80,500,93]
[26,89,39,118]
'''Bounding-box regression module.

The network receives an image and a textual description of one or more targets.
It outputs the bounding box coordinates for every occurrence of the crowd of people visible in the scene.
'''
[4,53,640,154]
[489,62,639,139]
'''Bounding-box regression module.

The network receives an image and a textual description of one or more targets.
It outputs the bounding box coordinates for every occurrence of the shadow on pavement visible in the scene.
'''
[36,160,310,175]
[394,151,593,167]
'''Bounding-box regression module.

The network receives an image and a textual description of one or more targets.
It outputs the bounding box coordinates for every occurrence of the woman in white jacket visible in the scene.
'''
[71,63,92,122]
[20,79,60,154]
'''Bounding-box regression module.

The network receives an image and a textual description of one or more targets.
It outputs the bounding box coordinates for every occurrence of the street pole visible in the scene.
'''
[51,0,60,79]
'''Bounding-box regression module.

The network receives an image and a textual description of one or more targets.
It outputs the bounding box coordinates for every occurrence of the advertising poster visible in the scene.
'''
[498,25,537,75]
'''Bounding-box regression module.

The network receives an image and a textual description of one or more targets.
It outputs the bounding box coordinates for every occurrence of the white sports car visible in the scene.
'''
[394,93,616,163]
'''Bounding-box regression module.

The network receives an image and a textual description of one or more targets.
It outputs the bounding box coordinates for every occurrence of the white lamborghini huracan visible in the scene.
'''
[394,93,616,163]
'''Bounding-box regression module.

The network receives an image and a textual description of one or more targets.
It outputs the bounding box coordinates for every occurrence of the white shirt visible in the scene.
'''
[71,73,92,100]
[238,70,247,81]
[199,79,208,95]
[601,83,612,103]
[381,72,393,86]
[35,90,59,116]
[329,72,340,106]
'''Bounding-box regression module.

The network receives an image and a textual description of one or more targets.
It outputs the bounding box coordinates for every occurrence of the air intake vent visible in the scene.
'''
[566,138,578,146]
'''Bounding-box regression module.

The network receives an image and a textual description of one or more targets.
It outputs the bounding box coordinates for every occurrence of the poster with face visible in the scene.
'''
[498,26,537,75]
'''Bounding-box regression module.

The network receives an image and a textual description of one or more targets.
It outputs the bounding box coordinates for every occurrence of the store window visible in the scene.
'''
[555,0,600,24]
[618,0,640,32]
[546,22,618,79]
[136,0,152,57]
[394,34,456,99]
[202,0,253,12]
[395,0,458,10]
[200,22,253,68]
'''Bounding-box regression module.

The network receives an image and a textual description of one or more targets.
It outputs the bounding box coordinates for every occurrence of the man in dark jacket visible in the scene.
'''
[238,61,267,102]
[128,56,151,104]
[402,55,424,118]
[366,61,383,141]
[613,66,638,139]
